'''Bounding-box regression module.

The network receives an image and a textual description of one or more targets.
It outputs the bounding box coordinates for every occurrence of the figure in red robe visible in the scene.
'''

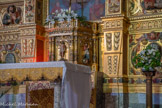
[51,0,61,13]
[89,0,104,20]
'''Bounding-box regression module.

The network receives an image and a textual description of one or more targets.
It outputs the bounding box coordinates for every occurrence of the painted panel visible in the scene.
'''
[129,32,162,75]
[49,0,105,21]
[128,0,162,16]
[2,5,22,25]
[108,0,120,14]
[25,0,35,23]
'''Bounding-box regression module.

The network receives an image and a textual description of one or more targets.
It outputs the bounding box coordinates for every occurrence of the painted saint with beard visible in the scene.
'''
[2,5,21,25]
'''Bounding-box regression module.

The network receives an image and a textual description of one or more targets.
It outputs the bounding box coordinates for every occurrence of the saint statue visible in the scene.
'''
[83,43,89,64]
[60,41,66,60]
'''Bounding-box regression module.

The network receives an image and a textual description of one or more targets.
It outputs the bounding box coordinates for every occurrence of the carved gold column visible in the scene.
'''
[102,0,129,107]
[69,36,74,62]
[51,37,55,61]
[44,36,49,62]
[73,33,78,64]
[91,23,99,108]
[49,37,52,61]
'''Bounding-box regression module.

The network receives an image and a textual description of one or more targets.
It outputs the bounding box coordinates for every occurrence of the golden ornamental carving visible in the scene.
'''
[22,38,35,57]
[105,0,121,16]
[0,34,20,42]
[21,58,35,63]
[20,28,36,36]
[106,33,112,51]
[106,55,119,75]
[107,56,112,74]
[113,55,118,74]
[129,19,162,32]
[104,20,122,29]
[104,31,121,52]
[114,32,120,50]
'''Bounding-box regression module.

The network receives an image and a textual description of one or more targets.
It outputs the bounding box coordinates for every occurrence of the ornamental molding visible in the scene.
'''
[48,30,73,37]
[129,19,162,33]
[0,0,23,4]
[103,20,123,29]
[129,14,162,21]
[101,14,125,19]
[20,28,36,36]
[0,34,20,42]
[104,55,119,76]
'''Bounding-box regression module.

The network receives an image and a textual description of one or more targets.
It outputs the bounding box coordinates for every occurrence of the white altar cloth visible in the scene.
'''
[0,61,92,108]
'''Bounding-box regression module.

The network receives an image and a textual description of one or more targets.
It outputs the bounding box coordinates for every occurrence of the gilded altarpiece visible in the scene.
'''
[46,20,98,108]
[46,20,94,65]
[0,0,46,63]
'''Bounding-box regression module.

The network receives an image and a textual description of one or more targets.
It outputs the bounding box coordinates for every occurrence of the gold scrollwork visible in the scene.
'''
[114,32,120,50]
[106,33,112,51]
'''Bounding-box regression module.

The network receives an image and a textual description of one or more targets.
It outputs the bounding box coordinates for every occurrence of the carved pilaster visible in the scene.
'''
[69,36,74,62]
[19,25,36,63]
[102,0,129,107]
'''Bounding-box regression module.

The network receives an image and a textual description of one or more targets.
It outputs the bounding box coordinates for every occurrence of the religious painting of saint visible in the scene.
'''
[89,0,105,20]
[50,0,62,14]
[2,5,22,25]
[108,0,120,14]
[141,0,162,10]
[83,43,90,64]
[62,0,91,12]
